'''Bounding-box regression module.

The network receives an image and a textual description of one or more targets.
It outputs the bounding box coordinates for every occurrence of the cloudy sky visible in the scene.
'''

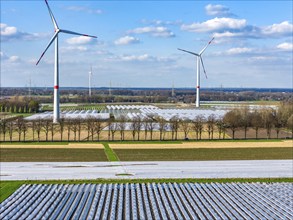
[1,0,292,88]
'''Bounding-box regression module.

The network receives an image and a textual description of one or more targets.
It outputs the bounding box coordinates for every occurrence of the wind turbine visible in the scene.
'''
[178,37,214,108]
[36,0,97,123]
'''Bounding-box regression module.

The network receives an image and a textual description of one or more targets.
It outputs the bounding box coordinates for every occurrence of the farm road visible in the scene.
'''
[0,160,292,180]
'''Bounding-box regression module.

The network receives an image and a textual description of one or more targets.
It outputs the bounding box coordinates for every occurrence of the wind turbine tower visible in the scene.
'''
[36,0,97,123]
[172,81,175,97]
[178,37,214,108]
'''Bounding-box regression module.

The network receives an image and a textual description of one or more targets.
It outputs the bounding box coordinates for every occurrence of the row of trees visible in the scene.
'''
[1,103,292,142]
[0,97,39,113]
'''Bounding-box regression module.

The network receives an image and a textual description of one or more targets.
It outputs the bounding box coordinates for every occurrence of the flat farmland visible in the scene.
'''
[110,140,292,149]
[0,148,107,162]
[113,147,293,161]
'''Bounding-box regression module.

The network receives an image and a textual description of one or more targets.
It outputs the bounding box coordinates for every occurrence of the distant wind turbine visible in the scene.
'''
[36,0,97,123]
[178,37,214,108]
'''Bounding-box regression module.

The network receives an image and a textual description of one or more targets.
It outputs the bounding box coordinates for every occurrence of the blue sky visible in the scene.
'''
[1,0,292,88]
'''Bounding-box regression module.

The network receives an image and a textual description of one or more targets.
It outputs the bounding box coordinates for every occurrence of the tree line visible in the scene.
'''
[1,102,292,142]
[0,97,39,114]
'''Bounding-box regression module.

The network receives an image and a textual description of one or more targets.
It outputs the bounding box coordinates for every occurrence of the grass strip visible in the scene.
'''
[103,143,120,162]
[114,147,293,161]
[0,181,24,203]
[1,178,292,203]
[0,142,69,145]
[1,139,286,145]
[0,148,108,162]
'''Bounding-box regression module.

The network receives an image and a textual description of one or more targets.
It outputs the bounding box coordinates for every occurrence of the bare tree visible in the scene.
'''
[35,118,43,142]
[94,117,103,141]
[109,121,119,141]
[86,116,95,141]
[223,109,241,139]
[273,109,283,139]
[134,116,143,141]
[16,117,24,141]
[66,118,73,141]
[251,110,262,139]
[71,119,78,141]
[155,116,167,140]
[206,114,216,140]
[58,117,65,141]
[130,118,136,140]
[261,108,275,139]
[215,118,225,140]
[0,119,8,141]
[180,118,191,140]
[192,115,204,140]
[287,114,293,138]
[239,107,251,139]
[106,118,113,141]
[7,120,14,142]
[146,117,156,141]
[49,122,56,142]
[22,120,28,142]
[117,115,127,141]
[274,102,292,139]
[42,119,51,141]
[170,116,180,140]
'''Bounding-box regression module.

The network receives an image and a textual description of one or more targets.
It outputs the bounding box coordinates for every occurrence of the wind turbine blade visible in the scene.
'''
[200,56,208,79]
[199,37,215,55]
[44,0,59,29]
[60,29,97,38]
[177,48,199,56]
[36,31,58,65]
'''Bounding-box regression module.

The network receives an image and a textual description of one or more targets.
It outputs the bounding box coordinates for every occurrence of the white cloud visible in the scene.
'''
[205,4,235,17]
[262,21,293,37]
[114,36,140,45]
[277,42,293,51]
[121,54,151,61]
[181,17,247,33]
[61,46,88,52]
[0,23,48,42]
[226,47,254,55]
[66,36,95,45]
[141,19,182,26]
[0,23,17,36]
[194,20,292,40]
[129,26,175,38]
[66,6,102,14]
[0,51,20,63]
[108,53,175,63]
[8,56,20,62]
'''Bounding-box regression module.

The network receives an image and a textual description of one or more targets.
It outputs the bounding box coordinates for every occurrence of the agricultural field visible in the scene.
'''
[1,182,292,219]
[113,147,293,161]
[0,148,107,162]
[1,140,292,162]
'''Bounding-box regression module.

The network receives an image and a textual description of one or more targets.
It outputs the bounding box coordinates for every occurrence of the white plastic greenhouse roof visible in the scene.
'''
[25,111,110,121]
[1,183,292,220]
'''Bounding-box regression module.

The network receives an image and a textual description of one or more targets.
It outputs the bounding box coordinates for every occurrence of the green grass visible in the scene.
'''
[108,139,284,144]
[0,148,108,162]
[0,181,24,203]
[105,140,183,144]
[0,142,69,145]
[114,147,293,161]
[103,143,120,162]
[1,178,292,203]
